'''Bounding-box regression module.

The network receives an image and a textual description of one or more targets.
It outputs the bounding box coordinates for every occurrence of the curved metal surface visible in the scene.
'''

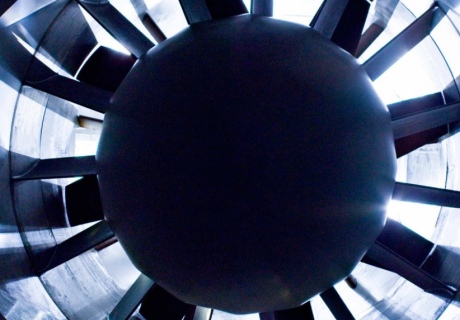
[99,14,396,314]
[1,1,125,318]
[2,0,460,319]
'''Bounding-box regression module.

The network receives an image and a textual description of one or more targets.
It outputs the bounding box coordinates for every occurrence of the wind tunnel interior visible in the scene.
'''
[3,0,460,319]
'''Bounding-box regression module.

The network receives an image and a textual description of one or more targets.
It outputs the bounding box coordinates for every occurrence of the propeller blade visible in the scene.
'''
[419,245,460,288]
[139,285,192,320]
[355,0,399,57]
[0,0,16,16]
[320,287,354,320]
[77,46,136,93]
[109,274,155,320]
[364,242,456,298]
[129,0,167,43]
[363,6,444,81]
[311,0,370,55]
[392,86,460,157]
[393,182,460,208]
[24,74,110,113]
[392,101,460,139]
[363,219,456,298]
[65,176,104,227]
[375,218,434,266]
[388,92,445,120]
[443,76,460,104]
[205,0,248,19]
[395,126,448,158]
[76,0,154,58]
[251,0,273,16]
[48,1,99,76]
[94,237,118,251]
[309,0,325,28]
[355,23,384,58]
[41,181,67,228]
[0,0,65,29]
[25,57,111,113]
[178,0,212,24]
[142,13,167,43]
[12,156,97,180]
[389,92,449,157]
[34,220,114,274]
[260,301,314,320]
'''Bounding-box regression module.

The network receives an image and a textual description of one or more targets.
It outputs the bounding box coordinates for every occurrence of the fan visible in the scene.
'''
[1,0,460,319]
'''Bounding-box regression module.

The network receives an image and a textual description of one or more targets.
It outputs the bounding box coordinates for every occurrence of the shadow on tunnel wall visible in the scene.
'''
[1,147,74,281]
[0,147,38,284]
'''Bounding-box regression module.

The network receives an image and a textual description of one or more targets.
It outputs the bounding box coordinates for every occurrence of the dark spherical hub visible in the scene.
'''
[97,15,396,313]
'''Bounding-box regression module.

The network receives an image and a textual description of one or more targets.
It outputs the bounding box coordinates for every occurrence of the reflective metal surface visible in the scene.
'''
[2,0,460,319]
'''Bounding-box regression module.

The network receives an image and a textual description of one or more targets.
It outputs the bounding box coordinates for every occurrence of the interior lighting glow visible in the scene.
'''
[386,200,440,240]
[79,7,131,55]
[74,129,100,157]
[400,0,437,17]
[212,310,261,320]
[12,32,63,74]
[97,242,140,291]
[372,46,440,104]
[273,0,322,25]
